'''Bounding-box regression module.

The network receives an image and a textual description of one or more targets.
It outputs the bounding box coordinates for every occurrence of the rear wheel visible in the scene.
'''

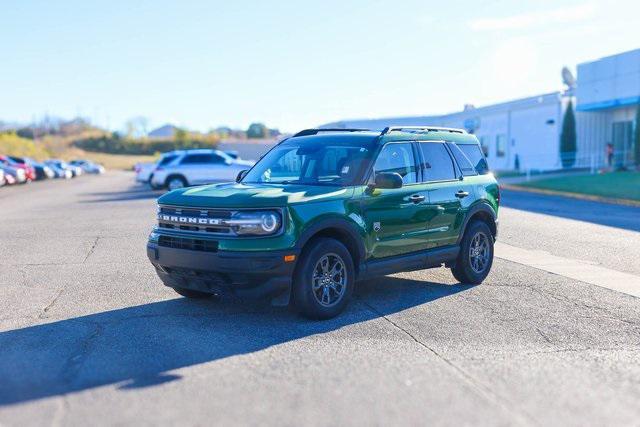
[173,287,214,299]
[293,238,354,320]
[166,175,188,190]
[451,220,494,284]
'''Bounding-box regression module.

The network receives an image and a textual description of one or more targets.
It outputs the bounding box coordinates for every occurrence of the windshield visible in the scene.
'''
[242,139,376,186]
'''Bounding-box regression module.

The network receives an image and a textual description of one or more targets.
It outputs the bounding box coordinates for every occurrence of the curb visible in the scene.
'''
[501,184,640,208]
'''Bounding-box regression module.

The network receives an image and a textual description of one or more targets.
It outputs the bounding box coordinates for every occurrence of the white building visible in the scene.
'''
[576,49,640,168]
[321,48,640,172]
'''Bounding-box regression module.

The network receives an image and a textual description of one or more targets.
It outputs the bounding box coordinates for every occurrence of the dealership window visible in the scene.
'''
[496,135,507,157]
[479,136,489,157]
[612,121,633,166]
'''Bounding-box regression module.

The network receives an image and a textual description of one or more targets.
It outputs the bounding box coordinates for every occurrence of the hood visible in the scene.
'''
[158,182,354,208]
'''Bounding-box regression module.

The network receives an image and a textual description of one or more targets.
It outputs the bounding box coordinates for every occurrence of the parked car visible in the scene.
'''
[147,127,500,319]
[7,156,53,180]
[149,149,254,190]
[0,155,36,182]
[135,150,182,186]
[0,164,27,184]
[44,160,74,179]
[223,150,240,159]
[68,163,83,177]
[70,159,105,174]
[3,170,16,185]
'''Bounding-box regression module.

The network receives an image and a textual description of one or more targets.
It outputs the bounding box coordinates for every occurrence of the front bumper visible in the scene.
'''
[147,241,298,304]
[150,174,167,188]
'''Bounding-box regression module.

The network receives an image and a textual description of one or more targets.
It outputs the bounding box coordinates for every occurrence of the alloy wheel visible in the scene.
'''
[312,253,347,307]
[468,231,490,274]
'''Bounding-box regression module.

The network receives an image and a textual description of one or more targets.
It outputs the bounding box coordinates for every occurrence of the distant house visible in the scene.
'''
[148,124,178,138]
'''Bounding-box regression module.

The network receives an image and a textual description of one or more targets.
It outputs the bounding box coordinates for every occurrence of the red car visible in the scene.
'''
[0,155,36,182]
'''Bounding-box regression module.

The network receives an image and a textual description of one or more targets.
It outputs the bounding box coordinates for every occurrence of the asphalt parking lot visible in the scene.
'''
[1,171,639,426]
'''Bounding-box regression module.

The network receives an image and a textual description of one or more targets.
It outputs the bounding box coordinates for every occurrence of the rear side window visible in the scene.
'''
[456,143,489,174]
[181,153,225,164]
[448,143,478,176]
[419,143,456,182]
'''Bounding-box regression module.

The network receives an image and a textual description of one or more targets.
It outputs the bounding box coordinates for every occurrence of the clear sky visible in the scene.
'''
[2,0,639,132]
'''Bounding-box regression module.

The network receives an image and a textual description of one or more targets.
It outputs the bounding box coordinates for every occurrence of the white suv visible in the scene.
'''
[150,149,254,190]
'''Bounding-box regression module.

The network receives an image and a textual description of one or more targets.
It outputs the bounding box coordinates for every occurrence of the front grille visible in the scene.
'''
[159,206,232,219]
[158,235,218,252]
[157,205,234,236]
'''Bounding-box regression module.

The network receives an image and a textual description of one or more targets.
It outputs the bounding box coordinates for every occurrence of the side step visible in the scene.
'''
[359,245,459,280]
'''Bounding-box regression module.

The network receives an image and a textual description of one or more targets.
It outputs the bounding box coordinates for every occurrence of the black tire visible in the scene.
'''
[172,287,214,299]
[451,220,494,284]
[292,238,355,320]
[148,173,159,190]
[165,175,188,190]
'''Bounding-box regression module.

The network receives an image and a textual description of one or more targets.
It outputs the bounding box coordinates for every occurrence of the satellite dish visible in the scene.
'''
[562,66,576,88]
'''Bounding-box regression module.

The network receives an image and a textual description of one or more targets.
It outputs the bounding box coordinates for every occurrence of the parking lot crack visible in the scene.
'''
[60,321,104,385]
[39,288,64,319]
[83,237,100,264]
[535,327,553,344]
[361,301,538,426]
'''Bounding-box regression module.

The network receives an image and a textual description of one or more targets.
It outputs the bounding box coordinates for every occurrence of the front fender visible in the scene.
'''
[290,201,367,267]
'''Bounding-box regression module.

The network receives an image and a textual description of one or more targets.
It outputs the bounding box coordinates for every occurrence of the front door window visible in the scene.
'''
[373,143,417,184]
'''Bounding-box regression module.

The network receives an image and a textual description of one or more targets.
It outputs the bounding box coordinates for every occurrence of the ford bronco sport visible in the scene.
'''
[147,127,499,319]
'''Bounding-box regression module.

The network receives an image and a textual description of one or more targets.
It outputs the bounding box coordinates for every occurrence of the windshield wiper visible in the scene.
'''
[277,180,340,186]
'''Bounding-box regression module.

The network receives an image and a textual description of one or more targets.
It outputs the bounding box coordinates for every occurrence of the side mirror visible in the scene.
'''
[236,170,248,182]
[373,172,403,189]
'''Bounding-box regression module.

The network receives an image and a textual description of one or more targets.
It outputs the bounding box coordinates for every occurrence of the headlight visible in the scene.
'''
[227,210,282,236]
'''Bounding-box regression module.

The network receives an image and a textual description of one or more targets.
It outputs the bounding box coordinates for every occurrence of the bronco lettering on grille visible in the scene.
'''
[159,214,221,226]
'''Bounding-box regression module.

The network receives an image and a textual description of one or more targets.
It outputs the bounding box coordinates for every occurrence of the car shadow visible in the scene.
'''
[0,276,473,406]
[501,189,640,232]
[81,184,163,203]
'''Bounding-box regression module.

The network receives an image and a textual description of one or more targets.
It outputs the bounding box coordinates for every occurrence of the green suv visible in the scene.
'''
[147,127,499,319]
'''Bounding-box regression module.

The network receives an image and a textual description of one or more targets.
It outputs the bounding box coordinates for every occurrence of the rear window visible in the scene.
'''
[456,143,489,174]
[447,143,477,176]
[158,155,178,166]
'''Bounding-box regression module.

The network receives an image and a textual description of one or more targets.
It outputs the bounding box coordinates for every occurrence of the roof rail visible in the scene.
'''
[293,128,372,137]
[380,126,467,135]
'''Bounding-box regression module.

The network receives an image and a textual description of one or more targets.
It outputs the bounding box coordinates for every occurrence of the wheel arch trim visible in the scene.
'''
[294,217,367,274]
[457,202,497,244]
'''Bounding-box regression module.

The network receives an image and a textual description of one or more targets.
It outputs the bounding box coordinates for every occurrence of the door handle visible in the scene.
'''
[409,194,426,203]
[455,190,469,199]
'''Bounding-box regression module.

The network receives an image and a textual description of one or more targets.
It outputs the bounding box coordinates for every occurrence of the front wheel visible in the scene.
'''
[451,220,494,284]
[292,238,355,320]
